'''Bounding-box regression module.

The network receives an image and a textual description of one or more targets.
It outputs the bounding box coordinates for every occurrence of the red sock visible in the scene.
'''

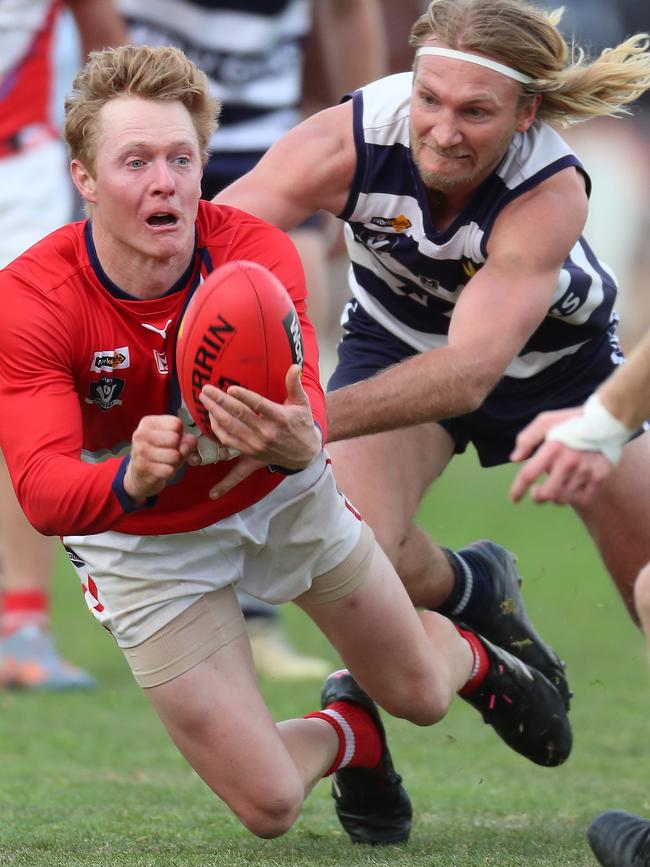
[0,590,49,637]
[455,625,490,696]
[305,700,382,776]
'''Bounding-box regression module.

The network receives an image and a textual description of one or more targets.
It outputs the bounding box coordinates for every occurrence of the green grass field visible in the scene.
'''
[1,451,647,866]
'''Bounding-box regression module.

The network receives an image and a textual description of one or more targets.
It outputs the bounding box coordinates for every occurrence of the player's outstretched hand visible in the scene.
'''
[124,415,197,501]
[510,408,582,464]
[509,407,611,506]
[200,365,322,499]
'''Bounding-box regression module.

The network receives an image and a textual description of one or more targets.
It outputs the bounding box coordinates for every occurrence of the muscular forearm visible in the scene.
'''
[599,330,650,429]
[326,348,489,442]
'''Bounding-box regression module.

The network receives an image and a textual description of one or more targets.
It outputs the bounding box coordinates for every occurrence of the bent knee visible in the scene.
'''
[634,563,650,626]
[378,677,451,727]
[235,780,303,839]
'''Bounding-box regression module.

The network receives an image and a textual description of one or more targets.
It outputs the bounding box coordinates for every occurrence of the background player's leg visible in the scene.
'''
[574,432,650,620]
[0,453,94,689]
[327,422,457,606]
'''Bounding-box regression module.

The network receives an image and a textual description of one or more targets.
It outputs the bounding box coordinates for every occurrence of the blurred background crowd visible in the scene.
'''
[1,0,648,690]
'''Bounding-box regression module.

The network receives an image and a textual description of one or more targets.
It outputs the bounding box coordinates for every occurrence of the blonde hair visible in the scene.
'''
[410,0,650,126]
[64,44,220,173]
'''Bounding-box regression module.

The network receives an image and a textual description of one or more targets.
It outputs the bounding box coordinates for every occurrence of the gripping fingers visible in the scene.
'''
[200,386,260,445]
[126,417,187,499]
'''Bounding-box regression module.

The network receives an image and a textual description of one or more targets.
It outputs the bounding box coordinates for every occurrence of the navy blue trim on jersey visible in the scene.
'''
[168,254,206,418]
[479,155,586,256]
[112,457,158,512]
[338,91,369,221]
[580,237,618,307]
[84,222,199,300]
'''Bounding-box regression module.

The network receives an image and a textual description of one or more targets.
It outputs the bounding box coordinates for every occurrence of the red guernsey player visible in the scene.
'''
[0,46,571,846]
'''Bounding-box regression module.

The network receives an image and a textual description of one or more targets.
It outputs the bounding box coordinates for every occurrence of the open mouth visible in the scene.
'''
[147,213,178,227]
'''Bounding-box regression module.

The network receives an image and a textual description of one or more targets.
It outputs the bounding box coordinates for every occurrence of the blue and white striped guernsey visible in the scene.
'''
[339,73,619,379]
[119,0,311,155]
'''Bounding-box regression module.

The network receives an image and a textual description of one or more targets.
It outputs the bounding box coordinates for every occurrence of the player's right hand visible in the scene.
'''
[124,415,197,501]
[509,439,612,506]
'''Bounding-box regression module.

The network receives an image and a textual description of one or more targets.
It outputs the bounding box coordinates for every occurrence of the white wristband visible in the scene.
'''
[546,393,633,465]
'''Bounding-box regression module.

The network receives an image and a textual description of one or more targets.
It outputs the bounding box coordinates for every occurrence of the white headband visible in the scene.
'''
[416,47,533,85]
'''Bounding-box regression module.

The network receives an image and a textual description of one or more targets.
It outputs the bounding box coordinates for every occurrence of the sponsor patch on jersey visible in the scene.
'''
[369,214,412,233]
[153,349,169,375]
[85,376,125,411]
[90,346,130,372]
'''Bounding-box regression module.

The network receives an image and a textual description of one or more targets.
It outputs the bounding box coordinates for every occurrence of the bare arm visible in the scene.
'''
[65,0,127,58]
[314,0,388,98]
[598,331,650,428]
[214,101,356,229]
[510,328,650,505]
[326,168,589,441]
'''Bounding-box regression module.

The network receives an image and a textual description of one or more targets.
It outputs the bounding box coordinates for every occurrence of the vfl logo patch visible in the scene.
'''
[282,309,304,369]
[90,346,130,372]
[370,214,412,233]
[85,376,125,411]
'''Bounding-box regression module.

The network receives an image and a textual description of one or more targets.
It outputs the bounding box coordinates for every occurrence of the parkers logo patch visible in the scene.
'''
[85,376,125,411]
[370,214,412,233]
[90,346,130,372]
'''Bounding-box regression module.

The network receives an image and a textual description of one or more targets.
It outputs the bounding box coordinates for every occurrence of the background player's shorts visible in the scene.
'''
[63,453,361,649]
[328,300,625,467]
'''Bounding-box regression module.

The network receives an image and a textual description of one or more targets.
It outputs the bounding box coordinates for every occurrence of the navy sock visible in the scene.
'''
[437,546,493,626]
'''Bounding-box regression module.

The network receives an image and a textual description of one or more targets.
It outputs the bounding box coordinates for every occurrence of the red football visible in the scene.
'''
[176,260,304,438]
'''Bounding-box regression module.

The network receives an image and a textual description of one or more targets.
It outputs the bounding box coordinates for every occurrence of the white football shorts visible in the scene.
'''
[63,452,362,649]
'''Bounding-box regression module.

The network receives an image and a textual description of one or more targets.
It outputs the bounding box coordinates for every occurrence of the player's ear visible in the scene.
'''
[70,159,98,205]
[515,93,542,133]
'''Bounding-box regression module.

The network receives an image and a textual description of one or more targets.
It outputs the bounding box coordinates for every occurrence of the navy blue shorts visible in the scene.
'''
[327,301,624,468]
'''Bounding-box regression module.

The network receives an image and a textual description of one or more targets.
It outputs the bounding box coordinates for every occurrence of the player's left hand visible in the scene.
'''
[199,365,322,492]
